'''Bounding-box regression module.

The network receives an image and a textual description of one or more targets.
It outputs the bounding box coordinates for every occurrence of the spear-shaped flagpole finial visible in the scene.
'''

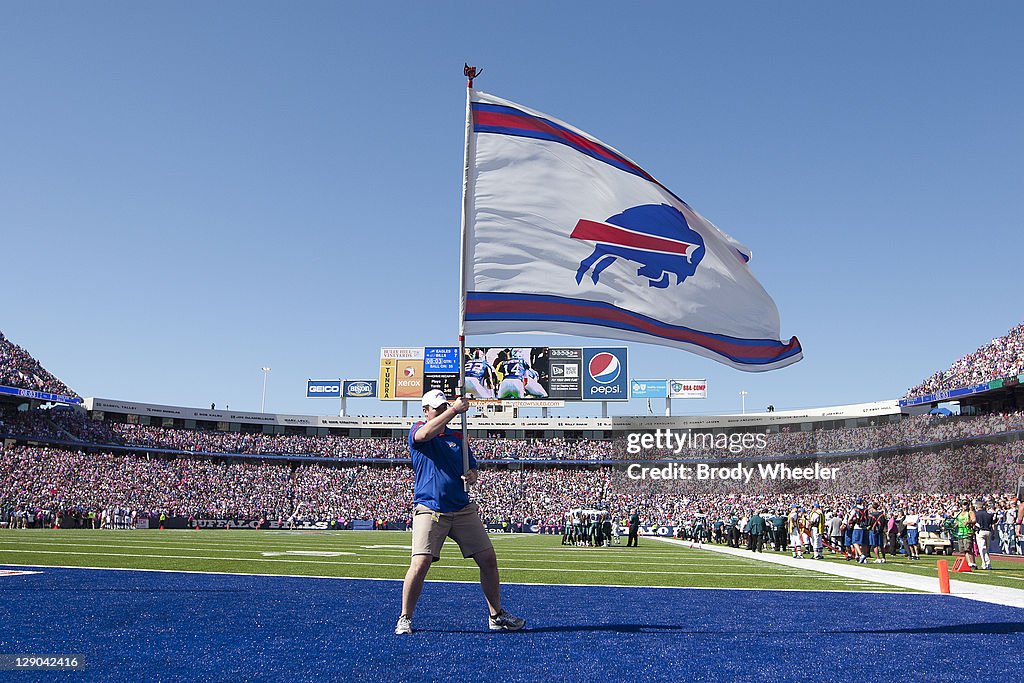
[464,63,482,88]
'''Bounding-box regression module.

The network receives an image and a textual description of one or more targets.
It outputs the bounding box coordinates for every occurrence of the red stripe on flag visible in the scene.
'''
[474,111,647,177]
[570,220,695,256]
[466,298,799,361]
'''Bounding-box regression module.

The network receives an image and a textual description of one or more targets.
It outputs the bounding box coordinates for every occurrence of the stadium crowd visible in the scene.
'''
[93,423,618,461]
[3,408,1023,463]
[3,441,1021,552]
[0,332,78,398]
[2,325,1023,558]
[0,409,72,441]
[645,411,1024,460]
[0,446,293,524]
[906,322,1024,399]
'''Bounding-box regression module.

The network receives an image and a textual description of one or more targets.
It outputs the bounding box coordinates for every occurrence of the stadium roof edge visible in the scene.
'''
[82,396,902,431]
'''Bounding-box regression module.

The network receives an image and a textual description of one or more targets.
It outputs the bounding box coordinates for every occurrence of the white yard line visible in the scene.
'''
[0,539,769,566]
[0,548,825,577]
[655,537,1024,610]
[0,562,912,594]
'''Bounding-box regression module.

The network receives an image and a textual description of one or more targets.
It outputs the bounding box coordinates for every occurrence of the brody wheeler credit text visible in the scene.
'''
[624,429,839,482]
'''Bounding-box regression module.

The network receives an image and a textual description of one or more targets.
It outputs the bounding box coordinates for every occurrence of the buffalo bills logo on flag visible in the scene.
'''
[463,90,803,372]
[571,204,704,288]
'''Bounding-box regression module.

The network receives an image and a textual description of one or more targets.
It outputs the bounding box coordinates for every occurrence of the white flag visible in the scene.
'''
[462,90,802,371]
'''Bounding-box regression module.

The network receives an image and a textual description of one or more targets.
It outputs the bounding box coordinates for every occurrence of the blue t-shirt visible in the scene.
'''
[409,422,478,513]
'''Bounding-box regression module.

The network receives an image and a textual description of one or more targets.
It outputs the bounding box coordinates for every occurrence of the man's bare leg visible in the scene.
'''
[401,555,433,617]
[473,547,501,616]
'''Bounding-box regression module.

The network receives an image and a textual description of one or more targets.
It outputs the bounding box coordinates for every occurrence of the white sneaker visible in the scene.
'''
[395,614,413,635]
[488,609,526,632]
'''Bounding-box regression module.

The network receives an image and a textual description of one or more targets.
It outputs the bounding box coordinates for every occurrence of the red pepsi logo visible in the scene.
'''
[588,352,621,384]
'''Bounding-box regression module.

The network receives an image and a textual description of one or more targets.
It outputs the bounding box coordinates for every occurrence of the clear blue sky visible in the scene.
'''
[3,2,1021,417]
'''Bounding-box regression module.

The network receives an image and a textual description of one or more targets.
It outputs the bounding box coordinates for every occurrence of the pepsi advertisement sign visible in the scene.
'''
[306,380,341,398]
[343,380,377,398]
[582,348,629,401]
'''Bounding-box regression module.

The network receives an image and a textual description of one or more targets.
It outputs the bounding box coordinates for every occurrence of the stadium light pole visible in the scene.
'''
[739,389,748,415]
[261,367,271,413]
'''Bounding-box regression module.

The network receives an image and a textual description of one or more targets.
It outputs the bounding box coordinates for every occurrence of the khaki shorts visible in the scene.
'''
[411,502,493,561]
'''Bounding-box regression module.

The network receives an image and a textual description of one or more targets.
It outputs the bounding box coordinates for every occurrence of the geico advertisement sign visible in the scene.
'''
[307,381,341,397]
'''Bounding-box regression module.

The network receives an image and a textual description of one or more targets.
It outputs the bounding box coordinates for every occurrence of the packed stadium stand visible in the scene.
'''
[1,327,1022,546]
[3,406,1023,462]
[905,322,1024,399]
[0,331,78,398]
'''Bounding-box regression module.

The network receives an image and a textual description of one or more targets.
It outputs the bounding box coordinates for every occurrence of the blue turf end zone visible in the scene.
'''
[1,566,1023,682]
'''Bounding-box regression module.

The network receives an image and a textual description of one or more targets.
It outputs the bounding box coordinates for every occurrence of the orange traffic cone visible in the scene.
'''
[952,556,972,572]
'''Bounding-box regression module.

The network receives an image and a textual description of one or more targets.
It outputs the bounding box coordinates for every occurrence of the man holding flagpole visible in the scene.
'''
[430,63,798,634]
[395,389,526,635]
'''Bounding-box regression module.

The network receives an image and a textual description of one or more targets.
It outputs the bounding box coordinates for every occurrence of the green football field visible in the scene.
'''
[0,529,902,592]
[2,530,1022,594]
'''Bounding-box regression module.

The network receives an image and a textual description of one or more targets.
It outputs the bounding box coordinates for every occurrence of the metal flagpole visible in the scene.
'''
[458,64,481,491]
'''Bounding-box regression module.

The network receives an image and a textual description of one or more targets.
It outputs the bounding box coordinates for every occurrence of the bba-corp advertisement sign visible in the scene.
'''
[582,347,629,401]
[306,380,341,398]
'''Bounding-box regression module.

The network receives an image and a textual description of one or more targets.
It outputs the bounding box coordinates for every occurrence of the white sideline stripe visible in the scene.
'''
[0,540,772,567]
[655,537,1024,610]
[0,562,913,594]
[54,543,695,556]
[807,554,1024,587]
[2,532,696,553]
[0,549,824,577]
[0,535,679,552]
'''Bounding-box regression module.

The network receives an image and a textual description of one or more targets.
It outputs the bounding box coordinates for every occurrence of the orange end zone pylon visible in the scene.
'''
[952,556,972,573]
[937,559,951,593]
